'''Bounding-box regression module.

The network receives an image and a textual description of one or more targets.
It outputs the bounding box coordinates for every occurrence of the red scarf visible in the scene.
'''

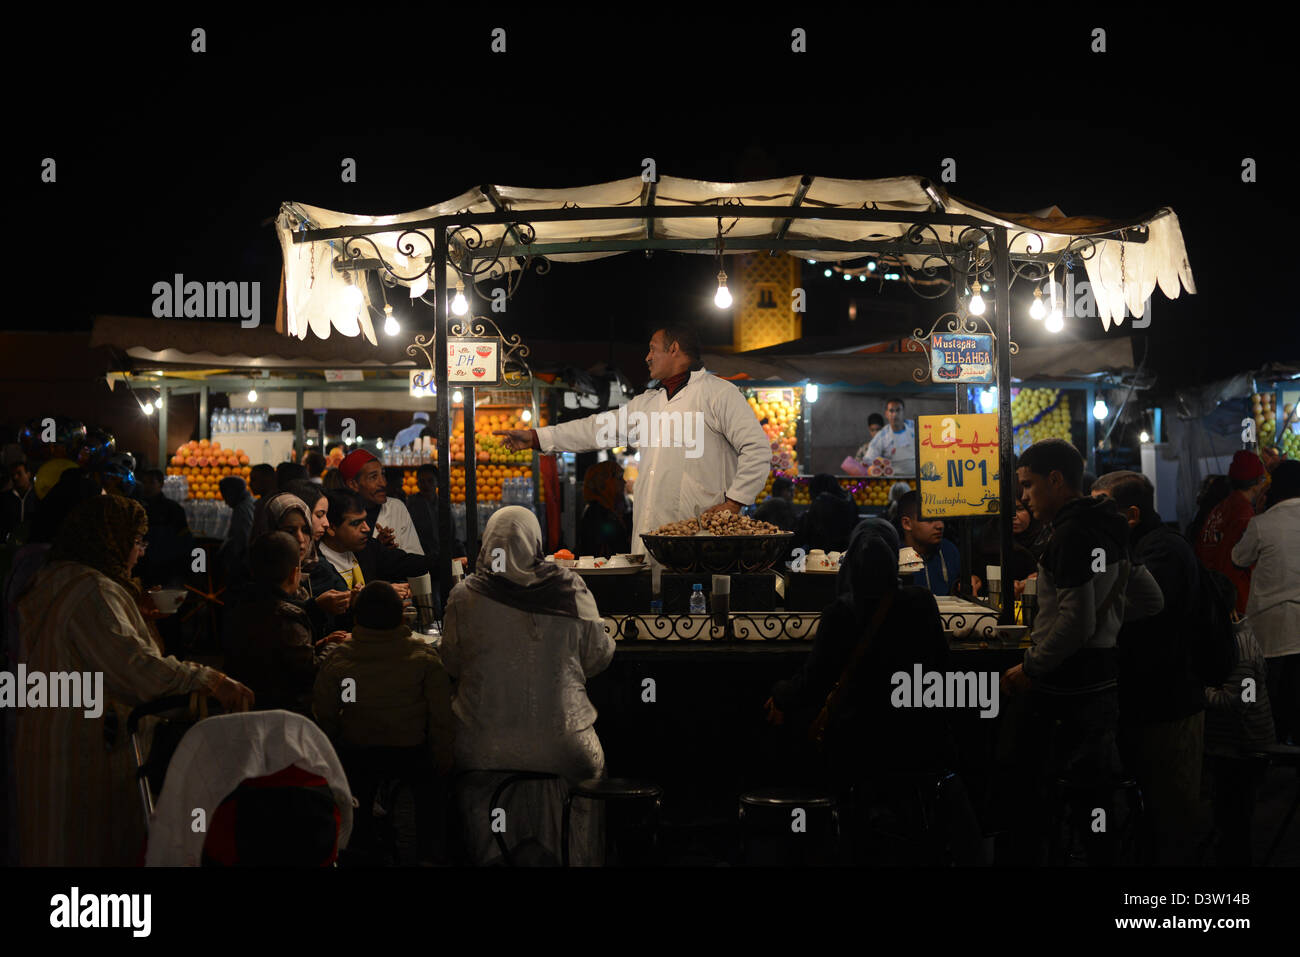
[660,370,691,398]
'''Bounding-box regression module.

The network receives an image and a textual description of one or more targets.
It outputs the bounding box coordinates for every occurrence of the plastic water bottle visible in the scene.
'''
[689,584,706,615]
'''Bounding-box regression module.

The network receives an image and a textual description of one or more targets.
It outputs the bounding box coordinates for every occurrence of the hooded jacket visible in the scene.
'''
[1024,495,1165,694]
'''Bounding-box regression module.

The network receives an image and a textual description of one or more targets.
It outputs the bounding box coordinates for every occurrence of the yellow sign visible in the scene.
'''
[916,414,1001,518]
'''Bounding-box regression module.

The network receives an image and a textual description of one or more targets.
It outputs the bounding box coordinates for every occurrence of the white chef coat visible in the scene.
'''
[536,369,770,554]
[863,422,917,477]
[372,497,424,556]
[1231,496,1300,658]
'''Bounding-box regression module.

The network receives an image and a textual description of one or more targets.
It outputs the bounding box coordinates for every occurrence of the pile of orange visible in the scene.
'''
[400,464,534,503]
[166,438,251,500]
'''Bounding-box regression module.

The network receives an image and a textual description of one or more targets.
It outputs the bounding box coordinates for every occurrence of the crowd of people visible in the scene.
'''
[2,410,1297,866]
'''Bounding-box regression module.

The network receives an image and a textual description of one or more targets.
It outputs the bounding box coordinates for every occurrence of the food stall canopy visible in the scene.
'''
[701,336,1138,388]
[277,175,1196,344]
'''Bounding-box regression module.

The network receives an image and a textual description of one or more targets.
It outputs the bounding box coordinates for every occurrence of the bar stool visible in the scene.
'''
[486,771,563,866]
[562,778,663,866]
[1049,775,1143,866]
[1256,743,1300,865]
[738,786,841,866]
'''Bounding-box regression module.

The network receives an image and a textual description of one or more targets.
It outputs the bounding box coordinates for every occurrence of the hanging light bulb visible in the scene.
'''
[143,400,154,415]
[1093,398,1109,421]
[521,409,533,423]
[1139,430,1151,444]
[376,438,385,450]
[866,260,877,272]
[714,270,732,309]
[1030,286,1047,320]
[248,388,258,403]
[1045,302,1064,333]
[383,304,400,337]
[823,268,832,278]
[806,384,819,403]
[452,389,464,404]
[968,281,986,316]
[155,396,164,410]
[451,282,468,316]
[342,275,363,311]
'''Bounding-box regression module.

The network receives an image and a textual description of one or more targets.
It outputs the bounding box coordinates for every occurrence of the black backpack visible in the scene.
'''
[1191,566,1238,687]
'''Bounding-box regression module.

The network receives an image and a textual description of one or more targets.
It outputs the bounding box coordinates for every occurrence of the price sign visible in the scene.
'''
[916,413,1001,518]
[930,333,994,384]
[447,338,500,385]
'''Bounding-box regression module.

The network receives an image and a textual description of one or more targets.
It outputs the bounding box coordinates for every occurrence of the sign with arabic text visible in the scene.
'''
[916,413,1000,518]
[930,333,994,384]
[447,337,500,385]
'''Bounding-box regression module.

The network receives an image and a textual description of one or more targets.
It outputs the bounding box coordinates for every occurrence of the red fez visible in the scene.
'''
[339,449,378,483]
[1228,450,1265,483]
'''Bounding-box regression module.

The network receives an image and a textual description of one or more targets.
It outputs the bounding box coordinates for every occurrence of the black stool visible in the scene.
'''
[738,787,841,866]
[1050,775,1143,866]
[562,778,663,866]
[484,771,563,866]
[1256,743,1300,864]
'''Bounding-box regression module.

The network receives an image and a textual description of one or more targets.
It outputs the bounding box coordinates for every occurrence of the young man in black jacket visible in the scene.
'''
[312,490,426,631]
[1001,440,1164,864]
[1092,470,1205,865]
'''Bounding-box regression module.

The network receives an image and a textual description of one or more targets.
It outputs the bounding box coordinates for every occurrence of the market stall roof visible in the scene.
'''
[277,174,1195,344]
[701,336,1140,389]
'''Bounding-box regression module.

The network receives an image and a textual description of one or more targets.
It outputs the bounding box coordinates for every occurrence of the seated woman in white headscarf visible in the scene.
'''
[440,506,615,865]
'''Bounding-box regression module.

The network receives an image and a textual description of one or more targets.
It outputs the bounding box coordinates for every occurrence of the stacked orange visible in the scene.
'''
[166,438,252,500]
[399,464,533,503]
[745,392,800,472]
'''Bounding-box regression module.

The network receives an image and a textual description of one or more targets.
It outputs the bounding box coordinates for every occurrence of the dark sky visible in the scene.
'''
[15,13,1293,392]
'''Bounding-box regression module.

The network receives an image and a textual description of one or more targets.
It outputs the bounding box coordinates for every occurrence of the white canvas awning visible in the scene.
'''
[276,174,1195,344]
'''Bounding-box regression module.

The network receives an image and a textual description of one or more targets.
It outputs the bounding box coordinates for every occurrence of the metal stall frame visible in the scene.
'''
[295,191,1151,623]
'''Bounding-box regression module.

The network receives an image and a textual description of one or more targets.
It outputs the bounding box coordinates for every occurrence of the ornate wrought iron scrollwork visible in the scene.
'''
[447,314,532,386]
[603,612,820,643]
[908,311,1003,383]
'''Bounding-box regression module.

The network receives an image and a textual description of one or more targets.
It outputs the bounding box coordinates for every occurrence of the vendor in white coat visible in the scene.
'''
[339,449,424,556]
[495,325,770,554]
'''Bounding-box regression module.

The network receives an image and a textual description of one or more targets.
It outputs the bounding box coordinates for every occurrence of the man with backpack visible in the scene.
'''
[1091,470,1230,865]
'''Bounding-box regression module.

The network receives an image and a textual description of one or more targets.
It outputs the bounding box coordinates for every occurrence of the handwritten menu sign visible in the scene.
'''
[447,338,500,385]
[916,413,1000,518]
[930,333,993,384]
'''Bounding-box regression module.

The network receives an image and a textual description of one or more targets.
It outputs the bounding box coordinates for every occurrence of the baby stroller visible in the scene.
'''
[133,707,353,866]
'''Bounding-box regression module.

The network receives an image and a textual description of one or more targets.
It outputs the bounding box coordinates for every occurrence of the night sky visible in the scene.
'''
[15,13,1293,392]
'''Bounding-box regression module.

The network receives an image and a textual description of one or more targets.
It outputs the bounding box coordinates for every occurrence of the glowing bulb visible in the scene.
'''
[247,389,258,403]
[342,280,363,311]
[858,274,867,282]
[1093,399,1109,421]
[714,271,732,309]
[1139,430,1151,444]
[521,409,533,423]
[843,273,852,281]
[452,389,463,404]
[806,384,819,403]
[968,283,986,316]
[451,286,468,316]
[143,401,154,415]
[1030,287,1047,320]
[376,439,384,450]
[155,397,164,410]
[823,268,833,278]
[383,304,400,337]
[866,260,877,272]
[1045,307,1064,333]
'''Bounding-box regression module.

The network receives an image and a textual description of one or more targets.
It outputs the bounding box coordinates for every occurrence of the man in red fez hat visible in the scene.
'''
[340,449,423,557]
[1195,450,1266,614]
